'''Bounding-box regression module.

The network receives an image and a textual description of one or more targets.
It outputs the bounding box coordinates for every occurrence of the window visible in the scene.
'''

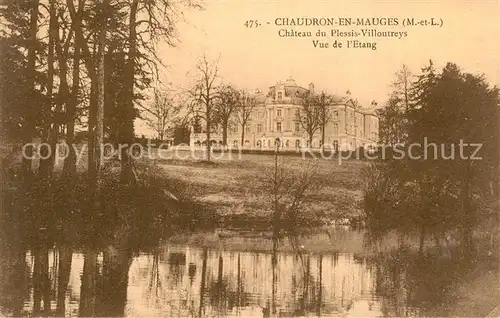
[277,92,283,100]
[334,111,338,117]
[276,122,282,131]
[257,124,262,133]
[277,109,282,117]
[295,109,300,118]
[295,139,301,148]
[295,122,300,132]
[246,125,251,133]
[333,123,339,134]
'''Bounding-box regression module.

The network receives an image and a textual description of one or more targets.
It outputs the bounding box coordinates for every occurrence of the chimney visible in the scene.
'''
[309,83,315,95]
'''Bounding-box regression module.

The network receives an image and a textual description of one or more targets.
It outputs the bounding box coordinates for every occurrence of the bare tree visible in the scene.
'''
[317,92,334,150]
[144,89,180,141]
[213,84,240,146]
[237,91,257,146]
[297,95,322,147]
[268,144,323,237]
[188,55,220,161]
[392,64,413,113]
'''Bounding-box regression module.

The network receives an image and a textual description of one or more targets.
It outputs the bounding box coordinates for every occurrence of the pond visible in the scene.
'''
[0,227,497,317]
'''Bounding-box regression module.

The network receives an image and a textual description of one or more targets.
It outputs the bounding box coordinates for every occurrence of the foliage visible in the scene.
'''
[363,61,500,249]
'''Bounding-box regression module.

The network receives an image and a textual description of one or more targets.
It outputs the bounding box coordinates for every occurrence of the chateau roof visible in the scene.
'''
[269,77,306,90]
[358,107,378,115]
[284,78,297,86]
[329,94,344,103]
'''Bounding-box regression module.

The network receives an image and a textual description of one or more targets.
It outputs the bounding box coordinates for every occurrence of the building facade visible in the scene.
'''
[190,78,379,151]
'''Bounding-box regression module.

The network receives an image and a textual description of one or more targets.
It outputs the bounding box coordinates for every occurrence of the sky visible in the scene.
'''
[137,0,500,136]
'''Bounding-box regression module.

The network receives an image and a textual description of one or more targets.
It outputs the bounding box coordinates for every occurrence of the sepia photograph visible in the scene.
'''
[0,0,499,317]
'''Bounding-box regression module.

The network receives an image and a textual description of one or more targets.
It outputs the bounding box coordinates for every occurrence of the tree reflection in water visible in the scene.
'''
[0,225,497,317]
[367,234,499,317]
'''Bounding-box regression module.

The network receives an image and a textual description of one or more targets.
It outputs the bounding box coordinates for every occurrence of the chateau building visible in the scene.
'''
[190,78,379,151]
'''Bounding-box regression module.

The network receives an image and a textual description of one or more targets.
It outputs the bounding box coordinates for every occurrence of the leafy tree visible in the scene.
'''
[213,85,240,146]
[408,62,499,249]
[378,96,406,145]
[378,65,414,146]
[365,60,499,254]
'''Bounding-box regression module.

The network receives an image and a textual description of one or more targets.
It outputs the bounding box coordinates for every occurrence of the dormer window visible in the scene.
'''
[277,92,283,100]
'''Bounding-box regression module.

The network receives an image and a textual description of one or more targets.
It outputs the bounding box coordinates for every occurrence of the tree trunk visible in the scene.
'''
[39,0,56,178]
[94,0,106,188]
[271,237,277,314]
[240,124,245,147]
[88,80,97,182]
[20,0,39,181]
[321,126,325,151]
[121,0,139,185]
[206,120,211,161]
[222,122,228,146]
[49,18,71,177]
[63,15,81,177]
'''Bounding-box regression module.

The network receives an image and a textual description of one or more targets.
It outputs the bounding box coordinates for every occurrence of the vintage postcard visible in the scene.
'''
[0,0,499,317]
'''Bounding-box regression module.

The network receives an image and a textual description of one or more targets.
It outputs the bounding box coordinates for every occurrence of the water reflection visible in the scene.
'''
[0,229,497,317]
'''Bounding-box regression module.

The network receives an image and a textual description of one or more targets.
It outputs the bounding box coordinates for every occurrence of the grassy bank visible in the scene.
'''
[1,146,368,241]
[150,152,368,228]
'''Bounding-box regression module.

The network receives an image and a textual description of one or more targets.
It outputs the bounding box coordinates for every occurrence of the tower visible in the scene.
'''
[309,83,315,95]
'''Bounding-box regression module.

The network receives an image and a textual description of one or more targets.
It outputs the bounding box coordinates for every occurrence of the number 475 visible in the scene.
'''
[244,20,259,28]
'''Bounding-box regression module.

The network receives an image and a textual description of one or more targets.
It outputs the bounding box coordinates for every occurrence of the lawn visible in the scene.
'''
[151,150,369,225]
